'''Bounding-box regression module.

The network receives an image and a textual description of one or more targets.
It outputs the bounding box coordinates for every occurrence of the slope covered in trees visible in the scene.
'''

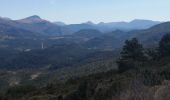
[0,34,170,100]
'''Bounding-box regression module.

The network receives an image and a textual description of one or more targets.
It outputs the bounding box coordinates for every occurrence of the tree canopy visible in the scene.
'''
[117,38,146,72]
[159,34,170,57]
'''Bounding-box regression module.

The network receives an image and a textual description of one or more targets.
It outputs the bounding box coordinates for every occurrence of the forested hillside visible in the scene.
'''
[0,33,170,100]
[0,15,170,100]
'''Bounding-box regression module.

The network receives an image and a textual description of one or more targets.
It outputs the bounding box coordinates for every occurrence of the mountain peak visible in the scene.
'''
[25,15,41,20]
[98,22,105,25]
[0,17,11,21]
[84,21,94,25]
[18,15,48,23]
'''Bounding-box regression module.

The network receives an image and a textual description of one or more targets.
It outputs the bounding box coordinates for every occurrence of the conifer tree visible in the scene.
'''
[159,34,170,57]
[117,38,145,72]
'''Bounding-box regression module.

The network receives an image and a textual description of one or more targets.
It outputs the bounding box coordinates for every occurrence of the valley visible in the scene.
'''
[0,15,170,100]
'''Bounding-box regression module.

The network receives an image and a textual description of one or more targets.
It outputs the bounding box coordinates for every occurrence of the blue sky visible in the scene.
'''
[0,0,169,24]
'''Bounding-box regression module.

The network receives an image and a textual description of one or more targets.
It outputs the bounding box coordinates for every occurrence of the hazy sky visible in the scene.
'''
[0,0,169,24]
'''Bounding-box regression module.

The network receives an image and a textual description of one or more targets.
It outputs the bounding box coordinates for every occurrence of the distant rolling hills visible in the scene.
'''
[0,15,161,35]
[0,16,170,98]
[0,15,169,70]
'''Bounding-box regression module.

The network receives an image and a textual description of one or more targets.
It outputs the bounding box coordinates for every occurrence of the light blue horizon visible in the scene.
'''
[0,0,169,24]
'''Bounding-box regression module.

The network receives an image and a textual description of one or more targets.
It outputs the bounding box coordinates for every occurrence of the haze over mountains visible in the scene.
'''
[0,15,169,76]
[0,15,170,67]
[1,0,170,99]
[0,15,161,35]
[0,15,170,51]
[1,15,170,100]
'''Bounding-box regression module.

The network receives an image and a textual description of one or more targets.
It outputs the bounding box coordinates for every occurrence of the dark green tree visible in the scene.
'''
[159,34,170,57]
[146,48,159,61]
[117,38,146,72]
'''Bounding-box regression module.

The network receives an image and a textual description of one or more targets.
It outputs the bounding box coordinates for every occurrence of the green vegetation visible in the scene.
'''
[159,34,170,57]
[1,16,170,100]
[117,38,146,72]
[0,34,170,100]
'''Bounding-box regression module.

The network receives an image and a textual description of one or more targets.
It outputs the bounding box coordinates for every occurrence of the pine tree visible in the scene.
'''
[159,34,170,57]
[117,38,146,72]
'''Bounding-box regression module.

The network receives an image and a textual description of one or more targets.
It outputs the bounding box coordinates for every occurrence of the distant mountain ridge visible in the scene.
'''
[54,21,66,26]
[15,15,72,36]
[83,22,170,50]
[18,15,49,23]
[129,22,170,46]
[0,15,71,36]
[0,16,170,71]
[65,19,161,33]
[0,15,162,35]
[97,19,161,30]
